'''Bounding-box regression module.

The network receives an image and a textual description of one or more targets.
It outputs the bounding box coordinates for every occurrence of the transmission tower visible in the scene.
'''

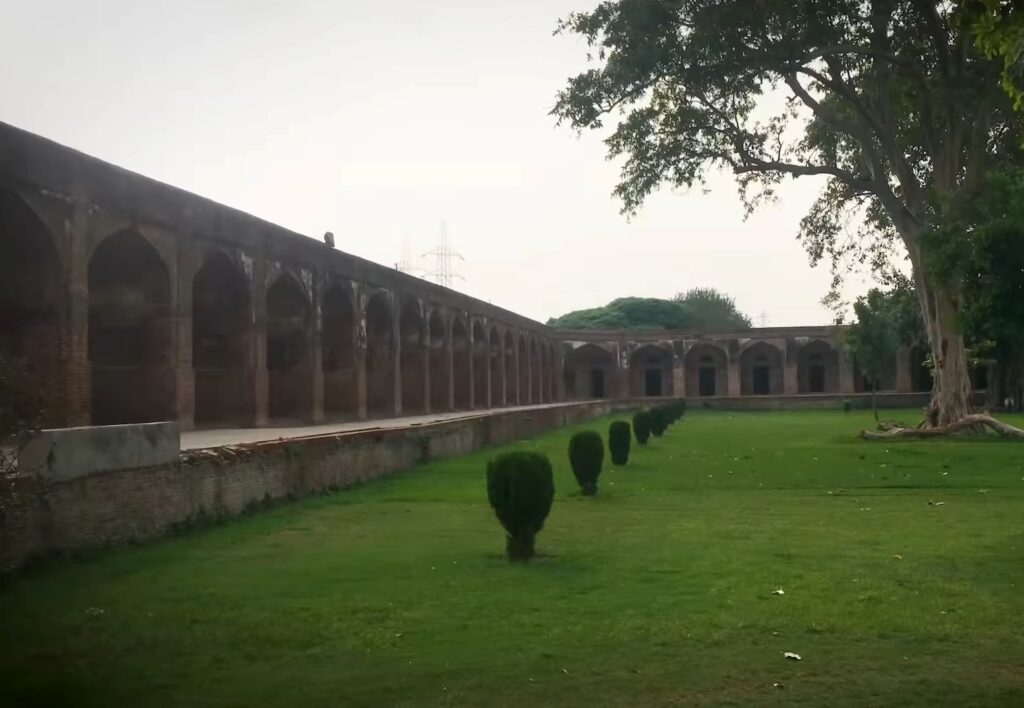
[396,232,425,276]
[422,220,464,288]
[757,310,770,328]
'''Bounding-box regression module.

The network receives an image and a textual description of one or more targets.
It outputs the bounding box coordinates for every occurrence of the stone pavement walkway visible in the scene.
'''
[180,401,580,450]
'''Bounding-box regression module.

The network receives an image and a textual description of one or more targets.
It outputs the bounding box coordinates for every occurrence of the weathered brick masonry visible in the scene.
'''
[1,400,635,572]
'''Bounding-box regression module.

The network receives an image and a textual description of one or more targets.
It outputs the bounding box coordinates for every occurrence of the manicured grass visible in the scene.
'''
[3,410,1024,707]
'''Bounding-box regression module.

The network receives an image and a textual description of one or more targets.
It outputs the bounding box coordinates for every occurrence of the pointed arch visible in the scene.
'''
[323,282,355,418]
[365,291,396,418]
[489,326,502,407]
[685,342,728,397]
[503,330,516,406]
[400,295,427,415]
[472,320,488,408]
[565,343,616,399]
[740,341,783,395]
[0,188,63,425]
[266,274,311,420]
[193,251,251,426]
[797,339,839,394]
[428,309,450,412]
[88,229,172,424]
[629,344,673,397]
[517,334,529,404]
[452,315,471,410]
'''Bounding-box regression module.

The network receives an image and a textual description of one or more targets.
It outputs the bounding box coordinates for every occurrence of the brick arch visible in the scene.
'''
[629,343,673,397]
[685,341,728,397]
[503,329,517,406]
[472,319,488,409]
[88,228,173,424]
[565,343,617,400]
[322,279,356,418]
[796,339,839,394]
[400,295,427,415]
[0,187,65,425]
[489,325,503,407]
[536,334,544,401]
[740,340,783,395]
[266,273,312,421]
[452,314,471,410]
[192,250,252,426]
[517,333,529,404]
[428,307,451,412]
[364,290,396,418]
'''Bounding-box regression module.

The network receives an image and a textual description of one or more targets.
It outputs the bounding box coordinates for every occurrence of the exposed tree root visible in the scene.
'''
[861,414,1024,440]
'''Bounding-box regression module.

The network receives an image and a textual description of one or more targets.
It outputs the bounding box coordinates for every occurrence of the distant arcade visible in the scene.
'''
[0,122,988,431]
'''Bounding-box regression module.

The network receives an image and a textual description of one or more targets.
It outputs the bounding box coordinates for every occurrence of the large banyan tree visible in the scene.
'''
[554,0,1023,429]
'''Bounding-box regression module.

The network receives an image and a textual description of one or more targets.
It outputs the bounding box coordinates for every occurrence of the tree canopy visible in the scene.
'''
[553,0,1024,427]
[547,289,751,330]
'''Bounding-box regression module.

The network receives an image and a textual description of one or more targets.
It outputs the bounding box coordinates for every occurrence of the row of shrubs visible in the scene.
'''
[486,399,688,561]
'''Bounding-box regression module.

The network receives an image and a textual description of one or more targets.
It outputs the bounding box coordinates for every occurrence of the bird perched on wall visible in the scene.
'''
[323,231,335,248]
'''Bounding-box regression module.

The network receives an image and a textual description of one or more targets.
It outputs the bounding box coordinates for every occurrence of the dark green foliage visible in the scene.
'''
[569,431,604,495]
[632,410,652,445]
[486,451,555,561]
[843,399,854,412]
[649,408,668,437]
[608,421,631,466]
[547,292,750,331]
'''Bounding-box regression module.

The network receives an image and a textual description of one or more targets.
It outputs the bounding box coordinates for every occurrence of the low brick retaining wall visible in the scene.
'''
[1,400,643,572]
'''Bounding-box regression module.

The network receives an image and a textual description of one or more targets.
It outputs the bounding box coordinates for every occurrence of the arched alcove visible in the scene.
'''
[266,274,311,421]
[472,320,488,408]
[565,343,616,399]
[428,310,450,412]
[400,296,426,415]
[452,317,471,409]
[88,230,172,424]
[740,342,783,395]
[193,252,250,425]
[629,344,672,397]
[322,283,355,418]
[365,292,396,418]
[0,189,63,425]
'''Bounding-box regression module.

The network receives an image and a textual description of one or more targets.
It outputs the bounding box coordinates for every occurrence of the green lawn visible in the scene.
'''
[3,410,1024,707]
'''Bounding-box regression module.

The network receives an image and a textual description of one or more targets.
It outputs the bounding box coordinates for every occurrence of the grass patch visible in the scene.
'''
[2,410,1024,706]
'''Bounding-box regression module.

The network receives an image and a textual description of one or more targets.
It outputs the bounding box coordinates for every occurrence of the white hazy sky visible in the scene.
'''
[0,0,871,325]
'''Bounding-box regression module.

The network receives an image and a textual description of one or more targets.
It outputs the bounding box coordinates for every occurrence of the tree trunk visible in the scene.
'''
[872,382,878,422]
[923,286,973,427]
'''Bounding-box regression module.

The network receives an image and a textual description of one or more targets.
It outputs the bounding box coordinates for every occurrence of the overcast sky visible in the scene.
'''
[0,0,874,326]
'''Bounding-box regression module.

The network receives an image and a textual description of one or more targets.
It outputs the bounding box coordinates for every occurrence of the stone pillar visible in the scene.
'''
[392,305,402,417]
[310,284,325,423]
[839,350,856,394]
[422,317,432,414]
[354,293,368,420]
[173,244,197,431]
[727,354,741,397]
[65,195,91,426]
[724,350,741,399]
[446,324,455,411]
[525,343,532,404]
[252,255,270,426]
[896,346,912,393]
[485,338,493,409]
[672,354,685,398]
[499,335,508,407]
[783,340,799,395]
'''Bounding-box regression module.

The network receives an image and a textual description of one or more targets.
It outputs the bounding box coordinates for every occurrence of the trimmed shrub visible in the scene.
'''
[608,420,631,466]
[842,399,853,412]
[569,430,604,495]
[633,410,652,445]
[486,451,555,561]
[650,407,668,437]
